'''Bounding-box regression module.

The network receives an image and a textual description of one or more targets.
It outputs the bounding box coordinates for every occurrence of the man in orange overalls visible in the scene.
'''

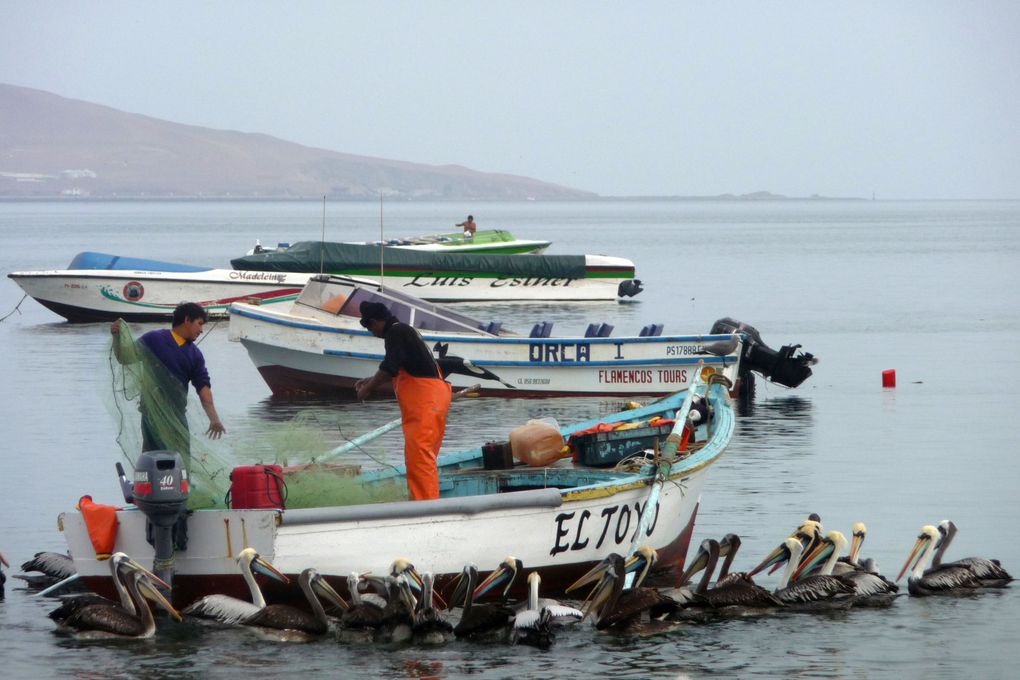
[355,301,452,500]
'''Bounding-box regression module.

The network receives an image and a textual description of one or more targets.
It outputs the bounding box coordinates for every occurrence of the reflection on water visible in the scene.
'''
[735,395,814,449]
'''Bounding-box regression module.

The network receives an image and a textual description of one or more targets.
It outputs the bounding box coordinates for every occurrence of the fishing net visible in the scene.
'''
[105,321,408,510]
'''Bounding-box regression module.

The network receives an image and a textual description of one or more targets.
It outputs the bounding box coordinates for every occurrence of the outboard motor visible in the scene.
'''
[618,279,644,298]
[710,317,817,390]
[123,451,190,592]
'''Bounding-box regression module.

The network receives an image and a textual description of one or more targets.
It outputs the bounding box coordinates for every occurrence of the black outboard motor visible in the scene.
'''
[618,279,644,298]
[710,317,817,390]
[124,451,190,593]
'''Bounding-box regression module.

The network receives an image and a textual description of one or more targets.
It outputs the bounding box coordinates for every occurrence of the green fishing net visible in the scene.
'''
[105,321,408,510]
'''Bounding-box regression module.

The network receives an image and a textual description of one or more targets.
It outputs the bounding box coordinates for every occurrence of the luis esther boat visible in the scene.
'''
[57,376,734,607]
[8,246,641,322]
[227,274,815,398]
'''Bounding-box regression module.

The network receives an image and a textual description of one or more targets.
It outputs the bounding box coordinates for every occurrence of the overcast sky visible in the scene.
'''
[2,2,1018,199]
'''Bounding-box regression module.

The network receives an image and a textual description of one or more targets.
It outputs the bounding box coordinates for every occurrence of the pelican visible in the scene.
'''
[689,537,783,615]
[413,572,454,645]
[474,556,580,625]
[48,552,168,623]
[243,567,348,641]
[749,536,855,610]
[568,548,678,631]
[767,519,823,575]
[510,572,582,649]
[898,525,1010,596]
[933,520,1013,586]
[57,569,181,639]
[450,563,514,641]
[375,573,420,643]
[796,530,898,606]
[182,548,290,624]
[17,551,77,589]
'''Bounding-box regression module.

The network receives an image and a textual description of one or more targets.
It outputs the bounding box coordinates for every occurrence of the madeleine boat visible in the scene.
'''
[250,228,551,255]
[8,246,641,322]
[228,274,815,398]
[58,377,735,606]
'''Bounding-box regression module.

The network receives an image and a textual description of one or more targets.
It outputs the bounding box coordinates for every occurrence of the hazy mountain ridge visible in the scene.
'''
[0,83,595,200]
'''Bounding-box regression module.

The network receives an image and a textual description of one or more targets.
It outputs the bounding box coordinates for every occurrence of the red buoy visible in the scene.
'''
[882,369,896,388]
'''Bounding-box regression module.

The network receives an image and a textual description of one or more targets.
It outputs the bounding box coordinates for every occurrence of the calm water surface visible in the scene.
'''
[1,200,1018,678]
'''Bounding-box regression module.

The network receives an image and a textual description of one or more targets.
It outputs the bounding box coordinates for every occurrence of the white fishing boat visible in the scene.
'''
[57,378,735,606]
[227,274,816,398]
[8,247,641,322]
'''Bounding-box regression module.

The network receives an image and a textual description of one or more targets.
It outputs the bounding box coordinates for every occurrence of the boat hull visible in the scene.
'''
[9,255,632,322]
[228,303,741,398]
[60,462,711,606]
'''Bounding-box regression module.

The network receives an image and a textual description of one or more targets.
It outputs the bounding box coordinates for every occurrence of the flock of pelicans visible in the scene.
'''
[0,516,1012,647]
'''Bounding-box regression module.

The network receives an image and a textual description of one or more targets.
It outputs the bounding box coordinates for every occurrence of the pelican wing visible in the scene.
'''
[183,594,261,624]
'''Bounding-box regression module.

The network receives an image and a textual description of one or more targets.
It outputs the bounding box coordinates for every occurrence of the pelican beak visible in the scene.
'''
[311,574,349,611]
[749,543,790,577]
[567,558,612,594]
[582,573,615,621]
[449,570,468,605]
[897,534,930,582]
[398,577,419,611]
[252,555,290,584]
[849,531,865,564]
[679,544,711,584]
[793,539,833,581]
[137,575,182,621]
[473,563,511,600]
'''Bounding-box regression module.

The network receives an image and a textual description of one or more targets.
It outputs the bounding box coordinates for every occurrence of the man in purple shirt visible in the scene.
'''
[111,302,225,455]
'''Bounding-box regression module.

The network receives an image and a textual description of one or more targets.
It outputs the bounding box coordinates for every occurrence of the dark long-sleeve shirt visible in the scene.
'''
[378,320,442,379]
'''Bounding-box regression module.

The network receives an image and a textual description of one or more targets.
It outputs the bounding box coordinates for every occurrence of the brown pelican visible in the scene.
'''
[57,569,181,639]
[243,567,348,641]
[413,572,454,645]
[691,537,783,615]
[48,552,168,623]
[568,548,678,631]
[510,572,583,649]
[796,531,898,606]
[374,573,420,643]
[933,520,1013,586]
[338,571,394,642]
[766,519,823,576]
[182,548,290,624]
[473,555,524,604]
[750,536,855,610]
[450,563,514,641]
[16,551,77,590]
[898,525,1011,596]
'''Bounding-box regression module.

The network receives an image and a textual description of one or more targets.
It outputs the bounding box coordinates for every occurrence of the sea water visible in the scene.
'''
[0,199,1018,678]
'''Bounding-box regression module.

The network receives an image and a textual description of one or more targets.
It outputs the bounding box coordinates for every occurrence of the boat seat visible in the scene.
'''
[479,320,502,335]
[639,323,664,337]
[596,323,614,337]
[530,321,553,338]
[584,323,600,337]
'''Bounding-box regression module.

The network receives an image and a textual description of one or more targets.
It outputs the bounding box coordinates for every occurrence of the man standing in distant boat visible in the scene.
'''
[355,301,452,501]
[456,215,477,238]
[110,302,226,457]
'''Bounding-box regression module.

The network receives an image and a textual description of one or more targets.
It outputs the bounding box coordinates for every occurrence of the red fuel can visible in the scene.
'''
[228,465,287,509]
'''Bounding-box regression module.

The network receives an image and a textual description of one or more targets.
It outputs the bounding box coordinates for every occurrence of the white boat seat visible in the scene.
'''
[530,321,553,338]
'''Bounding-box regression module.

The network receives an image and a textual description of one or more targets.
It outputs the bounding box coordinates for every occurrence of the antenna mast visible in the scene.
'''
[319,195,326,275]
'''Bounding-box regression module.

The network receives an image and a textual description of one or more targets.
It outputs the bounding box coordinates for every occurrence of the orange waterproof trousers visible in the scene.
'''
[394,370,452,500]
